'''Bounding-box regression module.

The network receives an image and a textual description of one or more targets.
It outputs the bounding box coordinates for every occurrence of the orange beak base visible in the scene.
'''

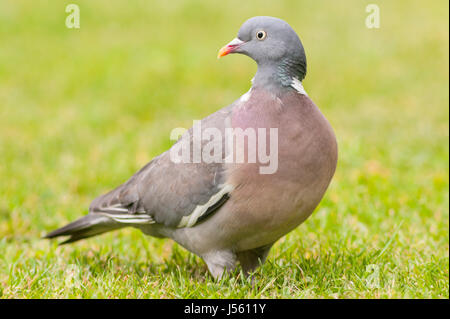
[217,38,245,59]
[217,45,234,58]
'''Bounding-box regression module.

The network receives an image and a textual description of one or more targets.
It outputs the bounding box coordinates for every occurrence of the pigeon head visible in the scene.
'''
[218,16,307,90]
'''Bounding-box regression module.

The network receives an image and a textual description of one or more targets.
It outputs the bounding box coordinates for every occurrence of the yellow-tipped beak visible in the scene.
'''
[217,45,232,58]
[217,38,245,59]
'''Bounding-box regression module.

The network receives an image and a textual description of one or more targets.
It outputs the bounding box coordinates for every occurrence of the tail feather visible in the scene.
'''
[44,214,123,245]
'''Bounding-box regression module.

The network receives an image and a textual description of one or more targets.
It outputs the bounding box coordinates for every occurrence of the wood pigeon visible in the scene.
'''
[45,16,338,279]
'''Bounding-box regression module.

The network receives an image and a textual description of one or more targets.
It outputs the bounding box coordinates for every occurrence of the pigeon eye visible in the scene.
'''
[256,30,267,40]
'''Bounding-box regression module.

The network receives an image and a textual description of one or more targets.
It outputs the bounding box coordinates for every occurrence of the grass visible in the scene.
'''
[0,0,448,298]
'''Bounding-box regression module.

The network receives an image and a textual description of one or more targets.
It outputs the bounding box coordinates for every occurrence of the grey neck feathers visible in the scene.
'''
[252,57,307,92]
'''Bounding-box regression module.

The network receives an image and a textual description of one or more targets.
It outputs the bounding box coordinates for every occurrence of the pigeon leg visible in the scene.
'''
[236,243,274,276]
[203,250,237,280]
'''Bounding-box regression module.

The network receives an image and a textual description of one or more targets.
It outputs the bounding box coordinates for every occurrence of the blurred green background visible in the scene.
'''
[0,0,448,298]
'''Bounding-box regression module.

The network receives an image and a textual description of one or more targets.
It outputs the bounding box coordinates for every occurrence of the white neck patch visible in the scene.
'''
[291,77,308,96]
[239,88,252,103]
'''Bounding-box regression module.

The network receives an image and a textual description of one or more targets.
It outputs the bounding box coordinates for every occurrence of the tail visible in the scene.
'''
[44,214,124,245]
[46,180,154,245]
